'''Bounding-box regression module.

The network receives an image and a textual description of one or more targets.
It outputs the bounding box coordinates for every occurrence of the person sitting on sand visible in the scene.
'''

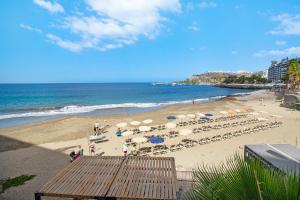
[122,143,128,156]
[131,144,139,156]
[116,128,123,137]
[69,150,80,162]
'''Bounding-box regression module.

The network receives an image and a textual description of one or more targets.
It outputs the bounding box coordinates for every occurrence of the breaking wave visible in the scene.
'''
[0,96,226,120]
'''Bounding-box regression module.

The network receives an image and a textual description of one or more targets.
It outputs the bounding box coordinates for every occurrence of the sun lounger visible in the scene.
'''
[88,134,106,142]
[170,143,184,152]
[95,139,109,143]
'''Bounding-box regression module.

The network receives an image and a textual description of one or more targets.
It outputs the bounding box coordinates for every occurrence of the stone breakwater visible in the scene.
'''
[214,83,274,89]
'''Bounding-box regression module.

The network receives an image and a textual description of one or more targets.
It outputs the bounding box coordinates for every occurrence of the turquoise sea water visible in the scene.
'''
[0,83,255,127]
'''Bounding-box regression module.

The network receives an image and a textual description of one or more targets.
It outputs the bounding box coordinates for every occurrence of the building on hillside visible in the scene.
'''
[262,69,268,78]
[267,57,300,82]
[244,144,300,175]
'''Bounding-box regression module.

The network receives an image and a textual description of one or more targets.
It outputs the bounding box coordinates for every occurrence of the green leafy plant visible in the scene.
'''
[222,74,268,84]
[0,175,35,194]
[287,59,300,90]
[184,154,300,200]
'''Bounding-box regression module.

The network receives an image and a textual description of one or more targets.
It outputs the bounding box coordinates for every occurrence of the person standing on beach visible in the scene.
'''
[89,142,96,156]
[260,98,264,106]
[94,122,99,135]
[122,144,128,156]
[78,145,84,156]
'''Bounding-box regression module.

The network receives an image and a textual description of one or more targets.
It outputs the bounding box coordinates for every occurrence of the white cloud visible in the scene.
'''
[254,46,300,57]
[46,34,82,52]
[33,0,64,13]
[199,1,217,9]
[188,21,199,32]
[45,0,181,51]
[20,23,42,33]
[275,40,286,46]
[269,14,300,35]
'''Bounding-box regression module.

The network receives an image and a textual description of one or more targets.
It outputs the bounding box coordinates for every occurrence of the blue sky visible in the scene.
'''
[0,0,300,83]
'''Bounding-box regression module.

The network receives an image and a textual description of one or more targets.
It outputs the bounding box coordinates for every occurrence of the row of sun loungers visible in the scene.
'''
[126,114,249,136]
[191,118,260,133]
[126,118,265,146]
[177,114,248,127]
[138,121,283,156]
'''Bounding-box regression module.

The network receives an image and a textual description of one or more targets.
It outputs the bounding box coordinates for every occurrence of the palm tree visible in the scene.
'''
[287,59,300,90]
[184,154,300,200]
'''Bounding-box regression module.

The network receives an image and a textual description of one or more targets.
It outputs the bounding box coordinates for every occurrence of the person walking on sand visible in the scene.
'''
[94,122,99,135]
[122,143,128,156]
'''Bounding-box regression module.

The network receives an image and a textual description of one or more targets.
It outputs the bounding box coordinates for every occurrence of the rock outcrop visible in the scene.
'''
[283,93,300,109]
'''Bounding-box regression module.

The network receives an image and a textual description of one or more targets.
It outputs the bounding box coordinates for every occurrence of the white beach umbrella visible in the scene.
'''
[187,114,196,118]
[196,113,205,117]
[116,122,127,128]
[143,119,153,124]
[250,112,259,116]
[139,126,151,132]
[257,117,268,121]
[220,111,228,115]
[177,114,186,119]
[166,122,177,129]
[132,137,147,143]
[235,109,241,113]
[179,129,192,136]
[130,121,141,126]
[123,130,134,137]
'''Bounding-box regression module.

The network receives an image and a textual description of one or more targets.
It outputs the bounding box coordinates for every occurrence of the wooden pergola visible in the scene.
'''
[35,156,178,200]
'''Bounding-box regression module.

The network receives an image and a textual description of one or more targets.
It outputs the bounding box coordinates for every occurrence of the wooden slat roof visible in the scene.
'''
[107,157,177,199]
[38,156,177,200]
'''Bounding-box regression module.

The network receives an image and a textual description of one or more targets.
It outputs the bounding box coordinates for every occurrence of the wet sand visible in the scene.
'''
[1,90,300,200]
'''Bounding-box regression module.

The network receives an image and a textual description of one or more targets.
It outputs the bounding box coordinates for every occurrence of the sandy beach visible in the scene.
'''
[1,90,300,200]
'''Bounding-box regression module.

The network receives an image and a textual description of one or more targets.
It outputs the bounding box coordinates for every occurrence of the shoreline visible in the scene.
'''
[0,90,263,152]
[0,90,257,129]
[1,89,300,200]
[214,83,274,89]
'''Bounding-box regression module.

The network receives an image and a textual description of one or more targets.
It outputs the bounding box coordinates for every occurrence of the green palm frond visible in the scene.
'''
[184,154,300,200]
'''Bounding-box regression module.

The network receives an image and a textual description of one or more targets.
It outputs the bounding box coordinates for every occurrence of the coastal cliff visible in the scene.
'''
[180,71,267,85]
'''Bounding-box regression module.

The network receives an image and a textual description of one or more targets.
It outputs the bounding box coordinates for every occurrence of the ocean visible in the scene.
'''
[0,83,256,128]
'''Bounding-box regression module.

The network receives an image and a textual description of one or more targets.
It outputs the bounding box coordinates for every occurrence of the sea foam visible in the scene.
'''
[0,96,224,120]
